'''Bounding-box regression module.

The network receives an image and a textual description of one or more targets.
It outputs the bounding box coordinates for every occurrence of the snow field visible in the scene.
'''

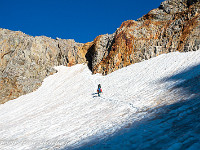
[0,50,200,149]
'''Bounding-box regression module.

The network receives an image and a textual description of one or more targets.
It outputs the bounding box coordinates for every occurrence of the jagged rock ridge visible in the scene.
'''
[83,0,200,75]
[0,29,85,103]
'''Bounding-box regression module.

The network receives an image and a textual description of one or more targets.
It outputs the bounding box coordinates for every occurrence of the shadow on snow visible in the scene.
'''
[63,64,200,150]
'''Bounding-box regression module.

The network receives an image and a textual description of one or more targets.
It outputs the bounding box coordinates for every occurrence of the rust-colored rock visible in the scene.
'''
[82,0,200,75]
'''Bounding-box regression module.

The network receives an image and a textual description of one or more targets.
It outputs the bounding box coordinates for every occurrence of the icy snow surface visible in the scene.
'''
[0,51,200,150]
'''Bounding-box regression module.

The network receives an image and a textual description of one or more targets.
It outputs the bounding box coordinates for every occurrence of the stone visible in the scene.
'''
[81,0,200,75]
[0,29,84,103]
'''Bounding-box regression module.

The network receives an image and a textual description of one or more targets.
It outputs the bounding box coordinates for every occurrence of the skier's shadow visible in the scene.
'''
[92,93,99,98]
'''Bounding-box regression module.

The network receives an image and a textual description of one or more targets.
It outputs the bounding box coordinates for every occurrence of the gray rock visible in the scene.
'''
[0,28,84,103]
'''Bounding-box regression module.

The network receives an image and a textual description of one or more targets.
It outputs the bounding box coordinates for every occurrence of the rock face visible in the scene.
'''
[0,29,85,103]
[83,0,200,75]
[85,33,116,71]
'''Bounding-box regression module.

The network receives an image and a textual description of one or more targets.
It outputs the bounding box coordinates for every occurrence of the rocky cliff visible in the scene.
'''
[84,0,200,75]
[0,29,85,103]
[0,0,200,103]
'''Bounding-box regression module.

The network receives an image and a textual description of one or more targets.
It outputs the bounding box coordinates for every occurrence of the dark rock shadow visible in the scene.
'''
[62,64,200,150]
[85,44,95,72]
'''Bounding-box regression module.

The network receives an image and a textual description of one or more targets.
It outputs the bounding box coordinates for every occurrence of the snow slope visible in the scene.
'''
[0,50,200,150]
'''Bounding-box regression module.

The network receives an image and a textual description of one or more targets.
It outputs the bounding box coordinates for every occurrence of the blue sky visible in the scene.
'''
[0,0,164,43]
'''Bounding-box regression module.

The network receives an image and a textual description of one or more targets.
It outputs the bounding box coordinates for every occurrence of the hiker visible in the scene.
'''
[98,84,101,89]
[97,84,102,96]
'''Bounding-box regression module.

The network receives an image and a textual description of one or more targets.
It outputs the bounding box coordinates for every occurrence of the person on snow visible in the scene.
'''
[97,84,102,96]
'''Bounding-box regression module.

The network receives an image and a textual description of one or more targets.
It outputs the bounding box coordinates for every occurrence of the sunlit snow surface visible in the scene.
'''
[0,51,200,150]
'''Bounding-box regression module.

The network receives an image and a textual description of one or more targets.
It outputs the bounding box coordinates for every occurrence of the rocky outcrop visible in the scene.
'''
[85,33,115,71]
[0,29,85,103]
[83,0,200,75]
